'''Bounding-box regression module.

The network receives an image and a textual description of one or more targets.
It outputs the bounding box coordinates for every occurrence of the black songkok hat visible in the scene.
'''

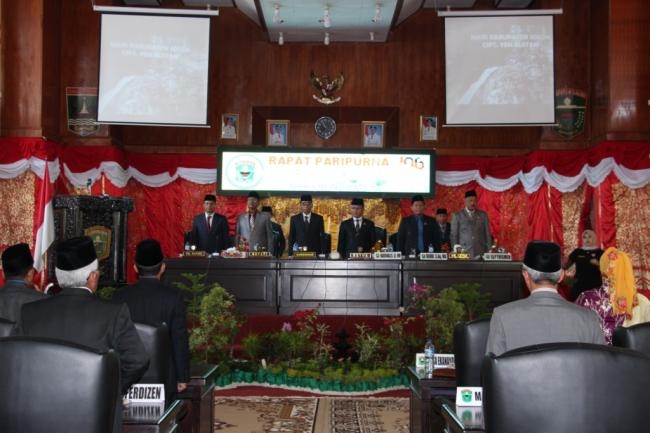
[135,239,164,267]
[1,243,34,275]
[465,190,477,198]
[248,191,260,199]
[204,194,216,202]
[56,236,97,271]
[411,195,425,204]
[300,194,313,202]
[261,206,273,214]
[351,198,364,206]
[523,241,561,273]
[436,208,448,215]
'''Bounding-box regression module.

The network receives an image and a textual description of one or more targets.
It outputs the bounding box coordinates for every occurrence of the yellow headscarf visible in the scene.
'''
[599,247,636,319]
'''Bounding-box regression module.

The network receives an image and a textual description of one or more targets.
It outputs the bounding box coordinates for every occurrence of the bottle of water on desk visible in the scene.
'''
[424,339,435,377]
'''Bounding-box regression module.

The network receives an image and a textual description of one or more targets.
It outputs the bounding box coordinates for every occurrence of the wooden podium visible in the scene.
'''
[49,195,133,286]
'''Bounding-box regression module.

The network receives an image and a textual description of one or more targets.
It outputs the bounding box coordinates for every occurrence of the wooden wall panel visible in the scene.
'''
[3,1,648,154]
[1,0,44,137]
[607,0,650,140]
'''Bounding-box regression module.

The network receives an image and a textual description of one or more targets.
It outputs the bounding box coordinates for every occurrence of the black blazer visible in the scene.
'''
[337,218,376,258]
[288,213,325,255]
[397,214,437,254]
[112,278,190,387]
[15,288,149,394]
[190,212,230,254]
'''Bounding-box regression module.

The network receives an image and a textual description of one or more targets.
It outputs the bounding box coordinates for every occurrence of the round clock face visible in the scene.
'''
[314,116,337,139]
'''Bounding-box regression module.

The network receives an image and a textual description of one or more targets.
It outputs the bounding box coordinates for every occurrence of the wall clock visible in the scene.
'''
[314,116,337,139]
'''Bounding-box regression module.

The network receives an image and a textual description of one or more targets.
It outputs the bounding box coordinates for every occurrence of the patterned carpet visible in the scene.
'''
[213,397,409,433]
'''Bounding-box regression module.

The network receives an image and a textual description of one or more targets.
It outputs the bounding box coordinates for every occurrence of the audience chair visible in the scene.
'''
[613,322,650,355]
[0,336,121,433]
[0,317,15,337]
[481,342,650,433]
[134,322,173,399]
[374,226,387,246]
[453,317,491,386]
[321,232,331,254]
[388,232,398,252]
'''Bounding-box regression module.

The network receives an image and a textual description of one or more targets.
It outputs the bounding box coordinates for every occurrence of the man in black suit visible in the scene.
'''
[288,194,325,255]
[0,243,46,322]
[337,198,376,258]
[262,206,286,258]
[397,195,436,255]
[190,194,230,254]
[432,208,452,252]
[113,239,190,396]
[14,236,149,394]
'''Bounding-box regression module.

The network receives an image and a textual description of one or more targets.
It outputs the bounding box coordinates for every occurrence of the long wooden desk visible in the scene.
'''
[178,363,218,433]
[163,258,524,316]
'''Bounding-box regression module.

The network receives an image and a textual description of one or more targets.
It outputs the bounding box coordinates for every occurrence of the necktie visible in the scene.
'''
[304,215,309,225]
[417,216,424,252]
[355,219,360,231]
[249,213,255,229]
[207,215,212,229]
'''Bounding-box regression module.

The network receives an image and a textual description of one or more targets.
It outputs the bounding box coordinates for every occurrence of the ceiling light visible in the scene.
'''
[369,31,375,41]
[324,32,330,45]
[278,32,284,45]
[322,7,331,28]
[273,4,284,24]
[372,4,382,23]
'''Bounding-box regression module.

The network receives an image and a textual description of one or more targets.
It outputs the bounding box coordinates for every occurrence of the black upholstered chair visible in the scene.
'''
[321,232,332,254]
[482,342,650,433]
[134,322,173,399]
[0,317,15,337]
[374,226,387,246]
[613,322,650,355]
[453,317,491,386]
[0,336,121,433]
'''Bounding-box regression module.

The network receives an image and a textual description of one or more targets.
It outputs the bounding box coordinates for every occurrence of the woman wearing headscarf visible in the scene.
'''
[575,247,649,344]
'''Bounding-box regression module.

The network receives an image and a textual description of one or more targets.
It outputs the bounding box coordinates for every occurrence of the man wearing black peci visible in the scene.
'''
[432,208,452,252]
[0,243,46,322]
[190,194,231,254]
[262,206,287,258]
[288,194,325,255]
[397,194,436,255]
[113,239,190,397]
[14,236,149,394]
[337,198,376,258]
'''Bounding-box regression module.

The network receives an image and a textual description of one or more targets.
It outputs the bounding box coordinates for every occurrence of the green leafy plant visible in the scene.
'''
[173,272,210,319]
[453,282,491,320]
[408,283,466,352]
[189,282,245,364]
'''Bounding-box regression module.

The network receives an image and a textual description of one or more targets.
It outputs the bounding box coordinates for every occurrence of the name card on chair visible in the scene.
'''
[125,383,165,404]
[456,387,483,407]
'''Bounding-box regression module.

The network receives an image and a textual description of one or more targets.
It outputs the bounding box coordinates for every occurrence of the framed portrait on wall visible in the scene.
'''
[266,120,289,146]
[420,115,437,141]
[362,121,385,147]
[221,113,238,140]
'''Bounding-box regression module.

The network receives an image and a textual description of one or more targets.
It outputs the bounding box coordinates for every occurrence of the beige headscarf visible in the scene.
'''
[600,247,636,319]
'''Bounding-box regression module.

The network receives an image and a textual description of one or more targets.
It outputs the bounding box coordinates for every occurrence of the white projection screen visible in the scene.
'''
[445,15,555,126]
[97,13,210,126]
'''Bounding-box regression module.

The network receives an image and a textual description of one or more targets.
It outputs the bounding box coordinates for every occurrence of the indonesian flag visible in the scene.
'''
[33,161,55,272]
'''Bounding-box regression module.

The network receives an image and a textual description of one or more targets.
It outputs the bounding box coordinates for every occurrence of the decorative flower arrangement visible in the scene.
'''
[236,235,250,252]
[407,280,490,352]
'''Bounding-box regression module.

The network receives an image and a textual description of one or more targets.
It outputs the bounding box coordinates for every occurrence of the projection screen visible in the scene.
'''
[445,15,555,126]
[97,13,210,126]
